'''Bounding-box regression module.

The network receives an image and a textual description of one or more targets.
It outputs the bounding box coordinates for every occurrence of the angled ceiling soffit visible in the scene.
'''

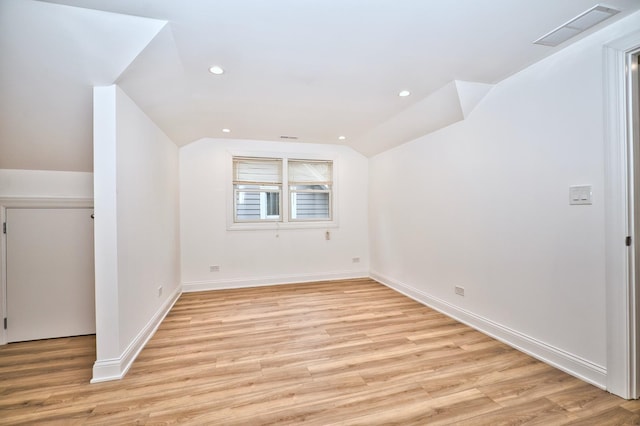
[0,0,167,171]
[116,24,186,144]
[352,80,494,157]
[21,0,169,86]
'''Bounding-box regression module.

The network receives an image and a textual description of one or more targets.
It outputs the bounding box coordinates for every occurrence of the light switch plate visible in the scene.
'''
[569,185,592,205]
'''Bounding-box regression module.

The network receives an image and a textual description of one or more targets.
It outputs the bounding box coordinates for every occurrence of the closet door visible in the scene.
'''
[6,208,95,342]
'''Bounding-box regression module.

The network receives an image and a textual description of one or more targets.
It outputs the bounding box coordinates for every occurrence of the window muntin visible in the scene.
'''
[233,158,282,222]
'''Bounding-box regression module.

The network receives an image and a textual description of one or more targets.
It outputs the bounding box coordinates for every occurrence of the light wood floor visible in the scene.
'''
[2,278,640,425]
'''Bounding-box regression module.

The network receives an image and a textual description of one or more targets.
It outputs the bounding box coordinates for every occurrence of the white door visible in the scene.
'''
[6,208,95,342]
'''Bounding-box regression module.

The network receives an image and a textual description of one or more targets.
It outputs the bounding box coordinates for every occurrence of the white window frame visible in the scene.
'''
[232,157,282,223]
[227,151,338,230]
[288,159,333,222]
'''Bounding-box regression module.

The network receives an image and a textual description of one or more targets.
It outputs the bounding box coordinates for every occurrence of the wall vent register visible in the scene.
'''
[534,5,620,47]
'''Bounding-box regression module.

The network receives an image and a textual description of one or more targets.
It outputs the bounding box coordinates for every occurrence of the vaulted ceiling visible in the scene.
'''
[2,0,639,172]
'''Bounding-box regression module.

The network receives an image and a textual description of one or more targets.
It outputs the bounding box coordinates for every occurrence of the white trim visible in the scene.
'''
[91,283,181,383]
[0,197,94,346]
[370,271,607,389]
[183,271,368,292]
[604,29,640,399]
[227,220,338,231]
[0,197,93,208]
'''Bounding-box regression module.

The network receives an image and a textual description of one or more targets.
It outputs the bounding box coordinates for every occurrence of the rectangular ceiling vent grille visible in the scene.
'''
[534,4,620,47]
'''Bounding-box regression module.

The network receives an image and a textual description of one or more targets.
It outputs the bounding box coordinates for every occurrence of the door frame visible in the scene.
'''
[604,30,640,399]
[0,197,93,345]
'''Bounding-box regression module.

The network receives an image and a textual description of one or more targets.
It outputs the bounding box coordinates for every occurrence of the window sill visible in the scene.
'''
[227,220,338,231]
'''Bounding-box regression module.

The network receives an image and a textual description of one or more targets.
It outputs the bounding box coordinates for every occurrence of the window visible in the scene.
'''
[289,160,332,221]
[233,157,282,222]
[231,156,334,225]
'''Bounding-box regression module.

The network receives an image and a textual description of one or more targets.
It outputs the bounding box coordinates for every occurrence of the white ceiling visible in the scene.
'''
[2,0,639,172]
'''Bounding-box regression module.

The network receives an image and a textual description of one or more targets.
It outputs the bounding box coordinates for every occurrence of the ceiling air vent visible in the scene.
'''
[534,4,620,47]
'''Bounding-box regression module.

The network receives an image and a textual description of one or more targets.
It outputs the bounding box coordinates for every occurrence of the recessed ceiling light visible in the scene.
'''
[209,65,224,75]
[222,128,231,133]
[338,136,346,140]
[398,90,411,97]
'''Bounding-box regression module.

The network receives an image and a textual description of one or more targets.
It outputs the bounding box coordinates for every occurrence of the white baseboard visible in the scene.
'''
[91,284,182,383]
[183,270,369,292]
[370,271,607,389]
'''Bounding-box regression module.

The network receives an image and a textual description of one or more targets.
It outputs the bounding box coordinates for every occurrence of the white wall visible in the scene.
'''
[115,86,181,349]
[180,138,369,290]
[92,85,180,382]
[369,11,640,389]
[0,169,92,198]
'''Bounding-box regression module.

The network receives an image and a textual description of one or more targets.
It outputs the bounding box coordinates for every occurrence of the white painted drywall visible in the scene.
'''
[180,138,369,289]
[115,86,180,349]
[369,10,640,387]
[0,169,93,198]
[93,85,120,369]
[92,85,180,381]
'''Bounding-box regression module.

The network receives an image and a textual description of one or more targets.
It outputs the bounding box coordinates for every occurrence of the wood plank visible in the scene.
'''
[2,278,639,424]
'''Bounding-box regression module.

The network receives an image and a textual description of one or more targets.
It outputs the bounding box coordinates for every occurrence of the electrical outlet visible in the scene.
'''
[325,231,331,240]
[569,185,592,205]
[352,257,360,263]
[158,286,163,297]
[455,286,465,296]
[210,265,220,272]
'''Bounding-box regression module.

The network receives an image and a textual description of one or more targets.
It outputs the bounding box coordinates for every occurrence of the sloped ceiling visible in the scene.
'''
[2,0,640,171]
[0,0,166,171]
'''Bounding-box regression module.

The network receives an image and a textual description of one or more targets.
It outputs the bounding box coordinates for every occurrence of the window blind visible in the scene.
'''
[233,157,282,184]
[288,160,332,184]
